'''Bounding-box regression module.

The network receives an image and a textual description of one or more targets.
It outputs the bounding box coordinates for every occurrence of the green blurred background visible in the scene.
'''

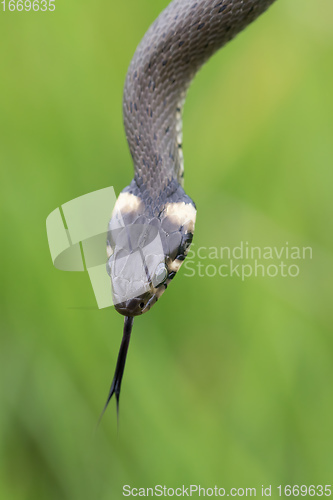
[1,0,333,498]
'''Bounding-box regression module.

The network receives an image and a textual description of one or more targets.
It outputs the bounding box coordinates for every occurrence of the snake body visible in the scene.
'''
[103,0,277,416]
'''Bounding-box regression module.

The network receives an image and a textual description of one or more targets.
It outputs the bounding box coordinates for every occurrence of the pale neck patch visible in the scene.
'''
[164,201,196,233]
[113,192,143,215]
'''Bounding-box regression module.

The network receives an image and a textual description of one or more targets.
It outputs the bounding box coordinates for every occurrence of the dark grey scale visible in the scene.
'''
[101,0,277,419]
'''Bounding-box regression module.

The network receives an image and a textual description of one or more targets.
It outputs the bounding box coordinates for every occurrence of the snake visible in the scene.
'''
[101,0,277,418]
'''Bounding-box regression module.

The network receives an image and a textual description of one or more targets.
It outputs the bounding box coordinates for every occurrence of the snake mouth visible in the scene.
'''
[114,292,152,317]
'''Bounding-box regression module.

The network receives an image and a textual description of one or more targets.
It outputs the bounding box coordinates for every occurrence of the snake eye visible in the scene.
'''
[178,232,193,258]
[184,238,192,252]
[152,263,168,287]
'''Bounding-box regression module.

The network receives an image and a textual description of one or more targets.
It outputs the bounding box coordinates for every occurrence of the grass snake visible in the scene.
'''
[101,0,277,419]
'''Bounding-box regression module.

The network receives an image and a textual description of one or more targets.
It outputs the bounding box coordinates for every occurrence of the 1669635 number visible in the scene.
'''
[277,485,332,497]
[1,0,55,11]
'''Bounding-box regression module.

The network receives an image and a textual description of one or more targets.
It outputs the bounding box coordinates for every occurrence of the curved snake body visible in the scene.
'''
[102,0,277,416]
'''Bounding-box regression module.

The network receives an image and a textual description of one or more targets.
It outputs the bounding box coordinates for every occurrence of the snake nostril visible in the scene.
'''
[140,302,144,308]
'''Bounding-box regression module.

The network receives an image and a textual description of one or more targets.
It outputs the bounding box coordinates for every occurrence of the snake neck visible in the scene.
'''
[122,0,276,198]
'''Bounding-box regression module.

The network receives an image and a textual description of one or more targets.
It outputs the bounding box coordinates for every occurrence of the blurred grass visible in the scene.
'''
[1,0,333,498]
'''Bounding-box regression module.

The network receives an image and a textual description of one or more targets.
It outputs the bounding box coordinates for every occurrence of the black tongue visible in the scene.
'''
[98,316,134,424]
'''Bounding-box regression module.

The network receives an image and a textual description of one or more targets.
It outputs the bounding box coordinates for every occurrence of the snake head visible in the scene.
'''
[107,188,196,316]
